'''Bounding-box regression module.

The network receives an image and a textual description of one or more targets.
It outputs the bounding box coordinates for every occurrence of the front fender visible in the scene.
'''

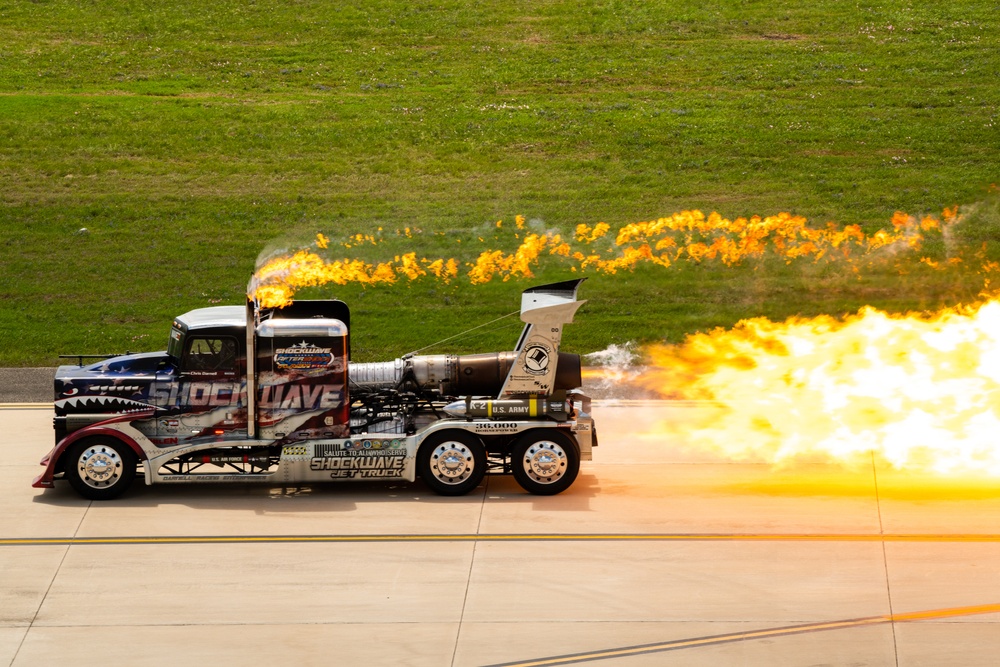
[32,411,153,489]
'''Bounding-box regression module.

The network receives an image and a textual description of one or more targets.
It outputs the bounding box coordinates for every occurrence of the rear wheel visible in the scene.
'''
[65,437,137,500]
[511,430,580,495]
[417,431,487,496]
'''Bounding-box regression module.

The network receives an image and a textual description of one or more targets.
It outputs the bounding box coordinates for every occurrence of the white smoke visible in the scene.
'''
[583,342,655,400]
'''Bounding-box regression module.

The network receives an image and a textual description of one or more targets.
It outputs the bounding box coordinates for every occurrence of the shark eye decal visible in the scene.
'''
[63,387,79,397]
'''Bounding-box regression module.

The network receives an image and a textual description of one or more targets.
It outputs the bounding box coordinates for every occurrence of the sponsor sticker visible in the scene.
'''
[275,342,335,372]
[342,439,404,451]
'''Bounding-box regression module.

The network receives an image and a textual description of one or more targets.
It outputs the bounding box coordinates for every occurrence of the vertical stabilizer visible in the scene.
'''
[499,279,586,398]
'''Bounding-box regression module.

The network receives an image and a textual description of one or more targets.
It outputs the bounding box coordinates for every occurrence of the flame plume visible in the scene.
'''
[248,207,962,307]
[245,203,1000,476]
[633,299,1000,476]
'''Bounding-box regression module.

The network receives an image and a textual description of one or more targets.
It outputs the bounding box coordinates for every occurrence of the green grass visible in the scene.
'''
[1,1,998,365]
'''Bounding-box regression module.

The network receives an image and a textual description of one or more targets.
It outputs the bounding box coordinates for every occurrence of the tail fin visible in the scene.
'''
[498,279,586,398]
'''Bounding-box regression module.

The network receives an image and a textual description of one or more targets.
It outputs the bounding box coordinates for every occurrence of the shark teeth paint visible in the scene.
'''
[54,395,155,414]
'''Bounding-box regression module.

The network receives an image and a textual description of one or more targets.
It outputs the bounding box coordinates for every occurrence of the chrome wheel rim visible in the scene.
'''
[521,440,568,484]
[429,441,474,485]
[77,445,124,489]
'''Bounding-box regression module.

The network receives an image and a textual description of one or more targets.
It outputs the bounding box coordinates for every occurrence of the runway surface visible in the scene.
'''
[3,402,1000,666]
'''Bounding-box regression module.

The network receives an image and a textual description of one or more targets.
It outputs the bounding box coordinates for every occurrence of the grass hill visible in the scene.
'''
[1,1,998,364]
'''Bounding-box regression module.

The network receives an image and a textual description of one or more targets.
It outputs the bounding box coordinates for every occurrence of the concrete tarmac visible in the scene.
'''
[3,403,1000,666]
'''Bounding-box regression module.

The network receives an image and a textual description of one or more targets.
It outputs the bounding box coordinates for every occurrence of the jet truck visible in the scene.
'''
[34,280,596,500]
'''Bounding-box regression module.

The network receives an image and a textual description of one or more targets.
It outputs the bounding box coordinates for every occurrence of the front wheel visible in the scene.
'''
[417,431,487,496]
[65,437,137,500]
[511,430,580,495]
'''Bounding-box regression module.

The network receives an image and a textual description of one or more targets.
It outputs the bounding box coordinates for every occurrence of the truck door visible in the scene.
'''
[176,335,248,440]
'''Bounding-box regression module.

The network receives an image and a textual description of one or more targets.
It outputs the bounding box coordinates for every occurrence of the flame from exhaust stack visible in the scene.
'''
[248,207,963,307]
[624,299,1000,476]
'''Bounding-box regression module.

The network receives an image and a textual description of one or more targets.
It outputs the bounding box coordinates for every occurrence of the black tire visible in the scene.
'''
[417,430,487,496]
[510,429,580,496]
[65,437,137,500]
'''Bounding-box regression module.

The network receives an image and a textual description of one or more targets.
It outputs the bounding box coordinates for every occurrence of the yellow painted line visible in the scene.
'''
[487,603,1000,667]
[0,403,50,410]
[888,603,1000,622]
[2,532,1000,547]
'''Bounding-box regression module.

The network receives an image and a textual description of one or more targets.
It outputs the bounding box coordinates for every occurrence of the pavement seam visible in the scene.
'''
[9,500,91,667]
[450,481,490,667]
[871,450,900,667]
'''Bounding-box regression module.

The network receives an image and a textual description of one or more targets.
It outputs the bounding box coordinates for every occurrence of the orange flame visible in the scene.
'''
[249,208,963,307]
[632,299,1000,476]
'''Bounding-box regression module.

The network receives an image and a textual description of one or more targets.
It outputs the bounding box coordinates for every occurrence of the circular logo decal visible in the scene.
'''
[524,345,551,375]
